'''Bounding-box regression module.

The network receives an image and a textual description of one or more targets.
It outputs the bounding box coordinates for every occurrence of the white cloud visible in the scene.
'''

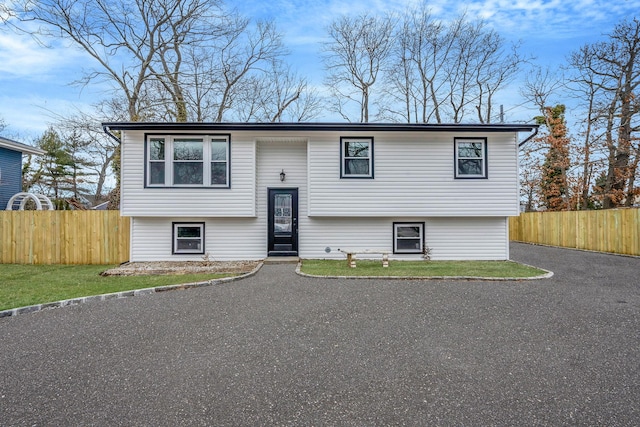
[0,94,94,138]
[0,25,99,136]
[0,34,53,77]
[0,31,88,80]
[240,0,640,49]
[453,0,640,39]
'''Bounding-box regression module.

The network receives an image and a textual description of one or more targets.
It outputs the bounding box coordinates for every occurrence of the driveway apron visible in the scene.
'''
[1,243,639,426]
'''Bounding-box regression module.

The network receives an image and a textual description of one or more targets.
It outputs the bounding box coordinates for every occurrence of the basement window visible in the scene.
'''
[393,222,424,254]
[172,222,205,254]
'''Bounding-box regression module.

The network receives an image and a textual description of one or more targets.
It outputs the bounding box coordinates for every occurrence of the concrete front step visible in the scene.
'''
[263,256,300,264]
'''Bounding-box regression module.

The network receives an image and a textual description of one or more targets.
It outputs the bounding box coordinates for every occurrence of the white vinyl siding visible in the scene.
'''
[122,127,520,261]
[424,217,509,260]
[131,217,263,261]
[131,216,509,261]
[123,129,519,218]
[299,217,509,260]
[308,131,519,217]
[256,138,308,254]
[129,139,308,261]
[120,130,255,217]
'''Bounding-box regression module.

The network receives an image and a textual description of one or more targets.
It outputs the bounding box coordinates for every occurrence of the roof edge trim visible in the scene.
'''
[0,136,46,155]
[100,122,537,133]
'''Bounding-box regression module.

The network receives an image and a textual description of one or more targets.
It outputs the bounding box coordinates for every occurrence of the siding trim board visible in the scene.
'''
[0,136,45,156]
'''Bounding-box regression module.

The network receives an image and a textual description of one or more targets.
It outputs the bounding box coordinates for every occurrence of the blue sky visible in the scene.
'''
[1,0,639,141]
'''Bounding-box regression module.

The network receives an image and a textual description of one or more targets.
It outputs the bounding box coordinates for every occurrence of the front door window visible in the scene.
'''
[274,194,292,233]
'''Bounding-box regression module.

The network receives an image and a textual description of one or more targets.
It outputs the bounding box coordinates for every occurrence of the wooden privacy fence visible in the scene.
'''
[0,211,130,265]
[510,208,640,257]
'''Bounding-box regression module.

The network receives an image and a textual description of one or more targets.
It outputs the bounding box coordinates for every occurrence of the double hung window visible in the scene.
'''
[341,137,373,178]
[393,222,424,254]
[172,222,205,254]
[148,138,166,185]
[455,138,487,178]
[210,138,229,185]
[147,135,230,187]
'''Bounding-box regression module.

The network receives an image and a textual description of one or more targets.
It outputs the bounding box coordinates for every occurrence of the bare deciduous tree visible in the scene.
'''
[323,13,396,122]
[11,0,225,121]
[383,8,528,124]
[380,6,448,123]
[568,19,640,209]
[213,20,286,122]
[234,61,322,123]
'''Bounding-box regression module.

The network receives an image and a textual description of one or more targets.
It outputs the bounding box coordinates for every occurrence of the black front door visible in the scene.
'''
[268,188,298,256]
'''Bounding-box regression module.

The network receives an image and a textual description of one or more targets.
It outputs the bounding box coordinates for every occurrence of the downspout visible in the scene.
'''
[518,126,539,148]
[102,125,122,144]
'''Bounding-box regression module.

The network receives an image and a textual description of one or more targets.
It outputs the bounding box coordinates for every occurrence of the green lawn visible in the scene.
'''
[0,264,235,311]
[301,259,548,278]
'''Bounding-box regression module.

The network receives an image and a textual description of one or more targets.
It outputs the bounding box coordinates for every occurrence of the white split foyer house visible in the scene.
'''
[102,122,537,262]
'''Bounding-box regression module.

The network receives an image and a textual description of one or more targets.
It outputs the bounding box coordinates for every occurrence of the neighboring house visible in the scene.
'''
[91,201,110,210]
[0,136,46,210]
[102,122,537,261]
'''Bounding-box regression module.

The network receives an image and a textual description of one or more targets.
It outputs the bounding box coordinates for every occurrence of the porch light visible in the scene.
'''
[280,169,286,182]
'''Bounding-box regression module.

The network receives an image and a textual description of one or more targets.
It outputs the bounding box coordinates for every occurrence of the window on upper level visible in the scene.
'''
[455,138,487,179]
[146,135,230,187]
[341,137,374,178]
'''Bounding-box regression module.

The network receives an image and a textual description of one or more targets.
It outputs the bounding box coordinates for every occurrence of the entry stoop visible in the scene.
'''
[263,256,300,264]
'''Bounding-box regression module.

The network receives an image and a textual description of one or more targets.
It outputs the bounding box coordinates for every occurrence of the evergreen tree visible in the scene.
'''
[32,127,75,208]
[63,129,98,203]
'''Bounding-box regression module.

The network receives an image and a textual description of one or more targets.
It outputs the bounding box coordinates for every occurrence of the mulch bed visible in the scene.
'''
[101,261,261,276]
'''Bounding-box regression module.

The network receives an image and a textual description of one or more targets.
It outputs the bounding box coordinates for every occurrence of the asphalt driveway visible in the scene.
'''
[1,242,639,426]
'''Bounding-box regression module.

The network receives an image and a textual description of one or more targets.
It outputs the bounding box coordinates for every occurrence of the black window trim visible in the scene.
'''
[340,136,374,179]
[393,221,425,254]
[144,133,231,189]
[172,222,205,255]
[454,137,488,179]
